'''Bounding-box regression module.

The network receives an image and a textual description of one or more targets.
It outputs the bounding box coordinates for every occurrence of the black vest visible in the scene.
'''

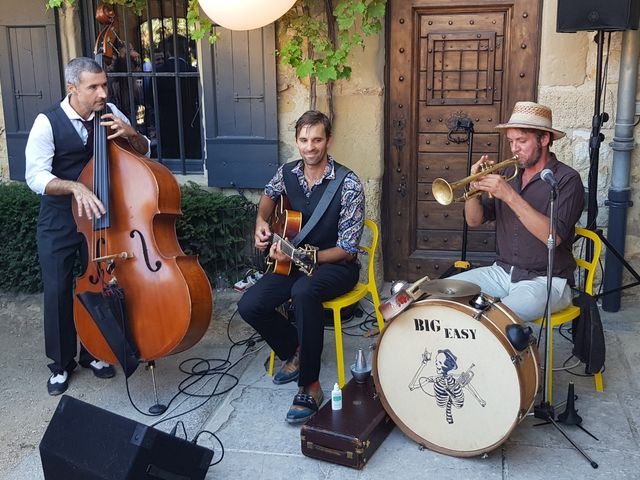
[39,105,92,211]
[282,161,349,250]
[44,105,91,182]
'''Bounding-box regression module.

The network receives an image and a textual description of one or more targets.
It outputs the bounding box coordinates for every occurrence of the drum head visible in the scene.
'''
[374,299,525,457]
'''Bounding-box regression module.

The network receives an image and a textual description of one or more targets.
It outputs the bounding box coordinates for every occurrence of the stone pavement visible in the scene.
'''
[1,287,639,479]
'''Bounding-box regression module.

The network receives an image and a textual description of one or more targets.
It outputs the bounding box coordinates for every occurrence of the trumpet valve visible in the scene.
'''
[479,162,493,173]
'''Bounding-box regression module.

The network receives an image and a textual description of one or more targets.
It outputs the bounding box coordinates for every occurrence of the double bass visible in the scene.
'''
[72,6,213,369]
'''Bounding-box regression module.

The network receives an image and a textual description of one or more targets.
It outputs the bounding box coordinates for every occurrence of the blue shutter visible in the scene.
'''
[0,4,63,181]
[201,25,278,188]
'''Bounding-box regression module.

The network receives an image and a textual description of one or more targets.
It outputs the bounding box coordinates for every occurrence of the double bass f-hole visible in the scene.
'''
[130,229,162,272]
[88,238,107,285]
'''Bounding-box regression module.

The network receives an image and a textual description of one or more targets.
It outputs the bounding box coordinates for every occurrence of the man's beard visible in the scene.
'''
[518,143,542,169]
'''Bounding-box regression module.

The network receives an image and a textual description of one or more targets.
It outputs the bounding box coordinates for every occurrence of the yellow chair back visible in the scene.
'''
[574,227,602,295]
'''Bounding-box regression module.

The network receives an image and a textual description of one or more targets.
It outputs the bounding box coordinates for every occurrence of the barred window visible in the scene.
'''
[83,0,203,174]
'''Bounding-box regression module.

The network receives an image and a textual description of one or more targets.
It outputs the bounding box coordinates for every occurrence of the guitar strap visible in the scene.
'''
[292,164,350,247]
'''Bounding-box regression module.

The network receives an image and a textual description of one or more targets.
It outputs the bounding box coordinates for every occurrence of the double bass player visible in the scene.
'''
[25,57,150,395]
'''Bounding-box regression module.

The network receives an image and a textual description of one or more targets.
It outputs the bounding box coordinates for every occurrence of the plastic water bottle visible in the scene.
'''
[331,383,342,411]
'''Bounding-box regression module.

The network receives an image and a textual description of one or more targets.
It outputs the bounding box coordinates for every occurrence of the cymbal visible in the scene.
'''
[420,279,480,299]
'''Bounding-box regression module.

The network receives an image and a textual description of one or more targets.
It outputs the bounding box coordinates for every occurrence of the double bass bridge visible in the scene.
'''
[93,251,136,263]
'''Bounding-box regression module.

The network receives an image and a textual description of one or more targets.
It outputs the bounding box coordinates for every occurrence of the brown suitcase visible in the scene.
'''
[300,377,395,469]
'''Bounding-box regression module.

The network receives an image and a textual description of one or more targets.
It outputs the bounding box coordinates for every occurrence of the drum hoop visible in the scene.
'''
[373,298,539,457]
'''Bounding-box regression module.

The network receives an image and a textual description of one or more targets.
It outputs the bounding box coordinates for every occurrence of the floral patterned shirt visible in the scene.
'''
[264,155,365,255]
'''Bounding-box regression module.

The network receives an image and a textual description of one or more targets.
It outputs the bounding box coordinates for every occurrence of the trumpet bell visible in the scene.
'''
[431,155,519,205]
[432,178,455,205]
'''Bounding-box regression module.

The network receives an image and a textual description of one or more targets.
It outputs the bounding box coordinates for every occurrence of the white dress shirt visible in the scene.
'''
[25,96,150,195]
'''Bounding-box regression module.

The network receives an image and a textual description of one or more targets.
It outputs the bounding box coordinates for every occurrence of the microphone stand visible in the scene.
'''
[439,117,474,279]
[533,185,598,469]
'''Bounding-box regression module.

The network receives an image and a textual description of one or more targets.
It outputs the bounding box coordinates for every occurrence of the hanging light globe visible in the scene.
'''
[199,0,297,31]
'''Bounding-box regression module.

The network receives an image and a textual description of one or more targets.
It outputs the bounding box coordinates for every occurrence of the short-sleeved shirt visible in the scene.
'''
[481,153,585,283]
[264,155,364,255]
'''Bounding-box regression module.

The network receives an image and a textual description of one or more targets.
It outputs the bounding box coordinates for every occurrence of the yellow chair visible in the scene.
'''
[533,227,604,403]
[268,219,385,387]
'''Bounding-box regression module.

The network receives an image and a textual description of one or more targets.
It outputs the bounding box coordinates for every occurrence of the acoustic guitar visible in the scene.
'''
[268,195,317,276]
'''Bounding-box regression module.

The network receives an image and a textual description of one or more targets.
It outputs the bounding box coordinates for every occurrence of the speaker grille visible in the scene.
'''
[557,0,640,32]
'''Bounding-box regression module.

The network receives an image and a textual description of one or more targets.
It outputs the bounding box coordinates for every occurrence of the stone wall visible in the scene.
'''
[275,30,385,223]
[539,0,640,301]
[275,27,386,282]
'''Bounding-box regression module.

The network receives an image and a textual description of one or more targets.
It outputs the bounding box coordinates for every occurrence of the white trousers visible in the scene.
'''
[450,263,573,322]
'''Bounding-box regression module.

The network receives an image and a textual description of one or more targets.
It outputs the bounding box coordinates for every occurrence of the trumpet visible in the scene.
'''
[432,155,519,205]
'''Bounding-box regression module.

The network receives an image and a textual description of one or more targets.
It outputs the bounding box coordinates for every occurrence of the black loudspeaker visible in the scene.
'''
[557,0,640,32]
[39,395,213,480]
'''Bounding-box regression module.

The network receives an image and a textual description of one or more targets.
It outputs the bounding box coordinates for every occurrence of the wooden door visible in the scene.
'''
[383,0,542,281]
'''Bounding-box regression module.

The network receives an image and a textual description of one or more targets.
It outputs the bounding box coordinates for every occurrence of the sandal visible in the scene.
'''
[285,391,324,424]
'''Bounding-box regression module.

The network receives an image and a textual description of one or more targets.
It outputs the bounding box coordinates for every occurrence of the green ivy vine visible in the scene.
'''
[279,0,385,84]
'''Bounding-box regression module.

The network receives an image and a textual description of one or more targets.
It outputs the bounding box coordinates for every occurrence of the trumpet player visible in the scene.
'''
[450,101,584,321]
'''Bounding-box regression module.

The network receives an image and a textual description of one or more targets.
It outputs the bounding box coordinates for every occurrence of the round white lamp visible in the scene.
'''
[200,0,297,31]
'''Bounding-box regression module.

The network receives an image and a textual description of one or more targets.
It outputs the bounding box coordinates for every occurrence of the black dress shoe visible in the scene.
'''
[81,360,115,379]
[47,371,69,396]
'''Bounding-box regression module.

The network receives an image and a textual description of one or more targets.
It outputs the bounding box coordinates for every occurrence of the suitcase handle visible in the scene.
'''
[305,442,354,459]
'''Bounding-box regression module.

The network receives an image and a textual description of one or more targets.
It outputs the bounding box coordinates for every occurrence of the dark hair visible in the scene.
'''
[295,110,332,139]
[65,57,104,85]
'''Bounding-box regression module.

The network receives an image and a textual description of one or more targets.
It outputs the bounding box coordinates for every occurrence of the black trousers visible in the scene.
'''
[238,261,359,386]
[37,197,94,374]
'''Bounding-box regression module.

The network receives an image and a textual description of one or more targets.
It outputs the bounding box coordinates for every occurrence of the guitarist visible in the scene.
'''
[238,110,364,424]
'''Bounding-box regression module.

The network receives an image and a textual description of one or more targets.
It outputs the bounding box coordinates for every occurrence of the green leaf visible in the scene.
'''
[296,59,315,78]
[367,0,386,19]
[316,64,338,82]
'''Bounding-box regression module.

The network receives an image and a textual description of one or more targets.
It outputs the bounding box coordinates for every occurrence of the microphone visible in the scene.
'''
[540,169,558,190]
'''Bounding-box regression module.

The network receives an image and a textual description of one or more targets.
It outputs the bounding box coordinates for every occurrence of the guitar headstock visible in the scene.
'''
[292,245,318,276]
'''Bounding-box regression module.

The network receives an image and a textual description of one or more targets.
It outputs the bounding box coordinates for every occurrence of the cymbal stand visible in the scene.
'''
[533,186,598,469]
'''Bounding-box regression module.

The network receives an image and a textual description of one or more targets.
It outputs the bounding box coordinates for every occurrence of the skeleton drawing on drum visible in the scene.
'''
[408,348,486,424]
[375,293,540,457]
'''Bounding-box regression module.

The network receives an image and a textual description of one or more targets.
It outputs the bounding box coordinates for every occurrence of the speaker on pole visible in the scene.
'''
[557,0,640,32]
[39,395,213,480]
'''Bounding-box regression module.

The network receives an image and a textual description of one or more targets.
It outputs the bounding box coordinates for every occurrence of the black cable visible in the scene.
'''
[120,306,260,427]
[168,420,188,440]
[323,300,382,338]
[193,429,225,466]
[149,308,261,428]
[586,31,612,231]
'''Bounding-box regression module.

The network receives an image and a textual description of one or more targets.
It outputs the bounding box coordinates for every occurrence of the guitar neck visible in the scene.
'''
[272,233,296,259]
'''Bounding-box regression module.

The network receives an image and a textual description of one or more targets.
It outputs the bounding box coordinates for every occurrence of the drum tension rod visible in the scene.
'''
[469,294,500,321]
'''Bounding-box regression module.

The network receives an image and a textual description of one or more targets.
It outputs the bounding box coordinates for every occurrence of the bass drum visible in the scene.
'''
[373,298,539,457]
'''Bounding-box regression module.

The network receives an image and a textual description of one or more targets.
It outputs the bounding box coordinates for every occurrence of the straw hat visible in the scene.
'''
[495,101,566,140]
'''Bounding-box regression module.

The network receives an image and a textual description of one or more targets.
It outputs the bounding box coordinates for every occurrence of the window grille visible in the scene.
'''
[82,0,204,174]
